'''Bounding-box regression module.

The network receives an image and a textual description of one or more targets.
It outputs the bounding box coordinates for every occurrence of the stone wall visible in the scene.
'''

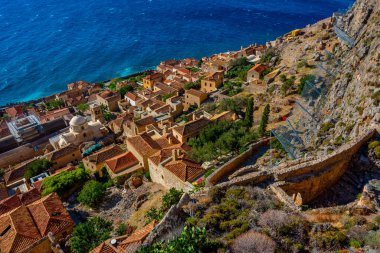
[215,129,376,205]
[206,138,269,186]
[143,193,190,246]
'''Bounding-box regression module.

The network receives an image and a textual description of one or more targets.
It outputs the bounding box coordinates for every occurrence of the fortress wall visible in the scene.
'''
[206,139,269,186]
[274,129,375,181]
[279,160,349,204]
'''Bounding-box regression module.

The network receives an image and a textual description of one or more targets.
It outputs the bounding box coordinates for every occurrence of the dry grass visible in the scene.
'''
[127,183,167,229]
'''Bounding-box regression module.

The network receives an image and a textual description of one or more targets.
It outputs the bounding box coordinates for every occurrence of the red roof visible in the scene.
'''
[125,92,138,101]
[105,152,139,173]
[164,157,204,182]
[249,64,268,74]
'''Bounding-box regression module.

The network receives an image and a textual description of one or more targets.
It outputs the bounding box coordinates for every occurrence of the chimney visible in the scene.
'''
[168,136,172,144]
[172,149,178,161]
[192,113,196,121]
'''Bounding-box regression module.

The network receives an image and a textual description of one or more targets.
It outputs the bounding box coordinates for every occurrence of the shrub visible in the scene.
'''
[374,146,380,158]
[24,159,53,181]
[137,227,218,253]
[162,188,183,210]
[77,180,106,207]
[70,217,113,253]
[349,239,361,248]
[116,223,128,236]
[42,167,88,196]
[375,215,380,225]
[185,82,200,90]
[298,75,316,94]
[144,188,183,224]
[319,122,335,135]
[365,231,380,249]
[311,230,348,251]
[231,230,276,253]
[368,141,380,150]
[145,207,164,224]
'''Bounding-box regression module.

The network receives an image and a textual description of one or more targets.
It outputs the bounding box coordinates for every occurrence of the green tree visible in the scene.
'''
[77,180,106,207]
[244,97,254,127]
[70,216,113,253]
[24,159,53,181]
[259,104,270,136]
[162,188,183,210]
[116,223,128,236]
[119,85,134,98]
[42,167,88,196]
[77,103,89,112]
[184,82,200,90]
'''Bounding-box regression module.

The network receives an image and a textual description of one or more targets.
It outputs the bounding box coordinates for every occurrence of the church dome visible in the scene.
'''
[69,115,87,126]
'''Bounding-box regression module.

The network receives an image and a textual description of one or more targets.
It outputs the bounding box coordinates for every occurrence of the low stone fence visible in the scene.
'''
[143,193,190,246]
[206,138,270,186]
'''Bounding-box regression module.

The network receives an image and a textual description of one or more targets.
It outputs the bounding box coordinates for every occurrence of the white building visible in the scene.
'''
[49,115,106,149]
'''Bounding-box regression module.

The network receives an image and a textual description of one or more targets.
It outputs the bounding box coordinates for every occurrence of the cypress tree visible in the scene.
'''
[259,104,270,136]
[244,97,254,127]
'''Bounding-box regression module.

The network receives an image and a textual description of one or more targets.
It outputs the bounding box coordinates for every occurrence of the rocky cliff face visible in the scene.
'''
[323,0,379,140]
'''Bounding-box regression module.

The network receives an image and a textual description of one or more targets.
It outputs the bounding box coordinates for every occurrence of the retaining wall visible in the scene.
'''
[206,138,269,186]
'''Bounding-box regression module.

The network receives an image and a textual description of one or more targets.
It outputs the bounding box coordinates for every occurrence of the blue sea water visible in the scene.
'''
[0,0,353,106]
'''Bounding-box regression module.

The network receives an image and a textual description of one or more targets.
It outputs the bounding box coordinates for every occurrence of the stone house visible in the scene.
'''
[0,192,74,253]
[247,64,268,82]
[125,92,138,106]
[104,152,142,179]
[172,116,211,143]
[200,70,224,93]
[126,133,162,170]
[96,91,121,112]
[183,89,208,111]
[82,145,124,174]
[143,73,163,90]
[43,144,82,170]
[123,116,157,137]
[148,148,203,192]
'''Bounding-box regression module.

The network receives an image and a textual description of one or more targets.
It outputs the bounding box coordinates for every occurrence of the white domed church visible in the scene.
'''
[50,115,106,149]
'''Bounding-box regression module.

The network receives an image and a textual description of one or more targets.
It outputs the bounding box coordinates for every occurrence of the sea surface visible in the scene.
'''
[0,0,354,106]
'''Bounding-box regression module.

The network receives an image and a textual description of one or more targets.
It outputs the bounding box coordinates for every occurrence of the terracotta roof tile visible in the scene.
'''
[0,196,22,215]
[164,158,204,182]
[90,242,119,253]
[249,64,268,74]
[105,152,139,173]
[84,145,124,165]
[186,89,206,98]
[172,117,211,137]
[127,133,161,158]
[44,144,79,162]
[118,220,156,250]
[134,116,156,127]
[0,206,42,253]
[27,192,74,236]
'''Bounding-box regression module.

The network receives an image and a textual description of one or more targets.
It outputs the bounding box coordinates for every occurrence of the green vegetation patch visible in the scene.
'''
[42,167,89,197]
[70,216,113,253]
[188,120,258,163]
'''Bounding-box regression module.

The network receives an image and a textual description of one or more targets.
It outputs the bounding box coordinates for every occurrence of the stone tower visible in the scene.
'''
[90,104,104,123]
